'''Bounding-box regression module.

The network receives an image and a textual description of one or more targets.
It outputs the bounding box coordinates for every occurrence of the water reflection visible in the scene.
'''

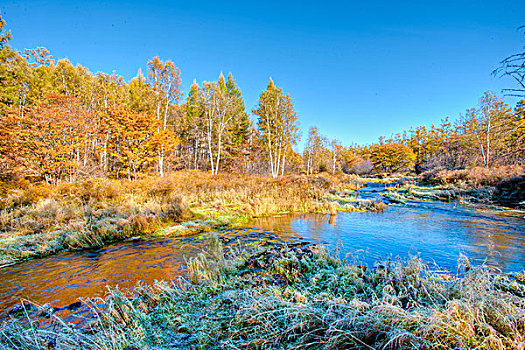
[250,202,525,272]
[0,192,523,318]
[0,229,300,315]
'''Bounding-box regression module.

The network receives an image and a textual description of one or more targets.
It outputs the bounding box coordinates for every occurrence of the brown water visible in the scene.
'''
[0,229,301,317]
[1,184,524,318]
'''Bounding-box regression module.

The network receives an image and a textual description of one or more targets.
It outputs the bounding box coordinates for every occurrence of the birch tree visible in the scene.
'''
[147,57,183,177]
[330,139,343,174]
[461,92,512,168]
[202,74,237,175]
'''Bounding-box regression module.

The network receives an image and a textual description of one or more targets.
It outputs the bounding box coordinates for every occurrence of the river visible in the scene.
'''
[0,183,523,318]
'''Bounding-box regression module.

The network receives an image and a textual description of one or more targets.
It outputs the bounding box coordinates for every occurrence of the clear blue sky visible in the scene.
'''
[1,0,524,148]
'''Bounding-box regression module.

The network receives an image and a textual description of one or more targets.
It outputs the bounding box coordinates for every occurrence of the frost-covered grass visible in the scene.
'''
[2,238,524,349]
[0,171,365,265]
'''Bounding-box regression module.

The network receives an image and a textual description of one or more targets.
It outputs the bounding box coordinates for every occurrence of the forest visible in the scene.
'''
[0,16,524,185]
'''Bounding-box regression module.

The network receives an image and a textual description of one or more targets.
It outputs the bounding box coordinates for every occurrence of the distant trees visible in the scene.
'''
[369,143,416,173]
[0,16,277,180]
[361,91,524,173]
[1,14,524,181]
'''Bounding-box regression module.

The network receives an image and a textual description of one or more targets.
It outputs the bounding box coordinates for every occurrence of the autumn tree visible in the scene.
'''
[458,92,512,168]
[93,72,127,110]
[0,95,94,183]
[128,70,155,113]
[99,106,178,181]
[330,139,345,174]
[369,143,416,173]
[253,78,299,178]
[508,100,525,163]
[21,47,55,107]
[147,57,183,176]
[303,127,330,174]
[0,16,14,108]
[0,16,35,112]
[340,146,364,174]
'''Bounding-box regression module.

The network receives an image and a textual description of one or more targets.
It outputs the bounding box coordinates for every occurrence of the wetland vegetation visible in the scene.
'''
[0,171,375,266]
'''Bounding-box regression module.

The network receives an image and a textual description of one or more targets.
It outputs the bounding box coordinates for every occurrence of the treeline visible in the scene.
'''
[0,17,300,182]
[1,16,524,182]
[367,91,525,174]
[302,91,524,175]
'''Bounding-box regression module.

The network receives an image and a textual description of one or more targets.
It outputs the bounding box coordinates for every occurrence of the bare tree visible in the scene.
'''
[493,26,525,98]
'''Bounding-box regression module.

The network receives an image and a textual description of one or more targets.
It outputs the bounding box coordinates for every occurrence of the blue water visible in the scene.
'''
[0,183,524,317]
[251,200,525,272]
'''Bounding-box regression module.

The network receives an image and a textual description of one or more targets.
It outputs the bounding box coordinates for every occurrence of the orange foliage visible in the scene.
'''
[99,106,179,180]
[0,95,94,183]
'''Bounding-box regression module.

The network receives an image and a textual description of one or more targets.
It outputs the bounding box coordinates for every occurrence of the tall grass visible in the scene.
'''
[2,241,524,349]
[384,166,524,206]
[420,165,524,186]
[0,171,365,265]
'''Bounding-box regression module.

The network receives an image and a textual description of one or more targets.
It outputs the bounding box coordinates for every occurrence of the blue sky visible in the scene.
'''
[1,0,524,148]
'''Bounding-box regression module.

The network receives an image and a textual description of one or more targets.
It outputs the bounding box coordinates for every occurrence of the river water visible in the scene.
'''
[0,183,524,316]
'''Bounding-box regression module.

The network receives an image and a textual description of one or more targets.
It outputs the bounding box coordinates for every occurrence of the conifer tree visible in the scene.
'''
[253,78,299,177]
[185,80,206,169]
[226,73,250,147]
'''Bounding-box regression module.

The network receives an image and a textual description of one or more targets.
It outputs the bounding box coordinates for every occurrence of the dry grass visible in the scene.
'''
[2,240,524,349]
[388,166,525,207]
[0,171,366,265]
[420,165,524,186]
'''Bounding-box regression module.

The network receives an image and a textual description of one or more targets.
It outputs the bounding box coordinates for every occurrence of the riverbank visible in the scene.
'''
[2,238,524,349]
[0,171,384,266]
[382,166,525,209]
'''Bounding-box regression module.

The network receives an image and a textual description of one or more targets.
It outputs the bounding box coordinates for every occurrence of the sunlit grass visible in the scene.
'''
[421,165,524,186]
[2,239,524,349]
[0,171,368,265]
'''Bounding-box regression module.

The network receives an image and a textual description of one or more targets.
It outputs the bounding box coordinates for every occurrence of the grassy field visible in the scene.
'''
[0,171,384,266]
[419,165,524,186]
[2,237,524,349]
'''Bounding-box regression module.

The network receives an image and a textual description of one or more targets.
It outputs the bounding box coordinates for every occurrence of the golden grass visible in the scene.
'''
[421,165,524,186]
[0,171,366,265]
